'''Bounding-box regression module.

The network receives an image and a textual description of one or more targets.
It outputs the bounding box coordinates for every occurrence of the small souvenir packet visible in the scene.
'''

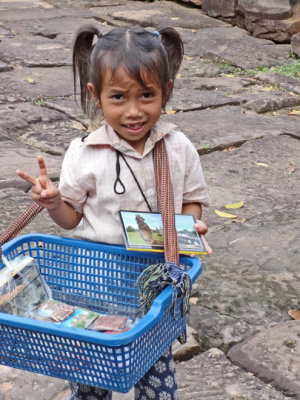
[89,315,128,332]
[104,328,130,334]
[61,307,98,329]
[37,299,75,323]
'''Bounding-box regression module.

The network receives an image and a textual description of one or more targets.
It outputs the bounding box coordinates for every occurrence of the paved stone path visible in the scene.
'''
[0,0,299,399]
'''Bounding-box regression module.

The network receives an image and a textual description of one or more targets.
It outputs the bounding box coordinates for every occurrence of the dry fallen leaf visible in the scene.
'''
[232,216,247,223]
[262,86,274,91]
[224,200,244,209]
[288,310,300,320]
[171,17,179,20]
[286,161,295,173]
[289,110,300,115]
[166,110,176,115]
[254,162,269,167]
[176,73,181,79]
[27,77,35,84]
[223,146,237,152]
[215,209,237,219]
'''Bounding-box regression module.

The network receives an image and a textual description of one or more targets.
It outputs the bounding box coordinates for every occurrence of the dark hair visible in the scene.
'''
[72,25,184,120]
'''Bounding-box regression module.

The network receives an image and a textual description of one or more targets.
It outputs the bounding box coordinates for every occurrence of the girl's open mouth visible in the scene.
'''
[123,122,145,133]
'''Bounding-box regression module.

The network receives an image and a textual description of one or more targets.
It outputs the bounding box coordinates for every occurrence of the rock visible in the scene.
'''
[237,0,300,42]
[179,0,202,7]
[173,326,201,361]
[202,0,237,18]
[176,348,290,399]
[291,32,300,55]
[237,0,293,20]
[109,1,227,29]
[228,321,300,398]
[254,72,300,94]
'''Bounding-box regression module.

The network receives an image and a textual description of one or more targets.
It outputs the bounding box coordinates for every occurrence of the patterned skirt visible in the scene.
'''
[69,347,178,400]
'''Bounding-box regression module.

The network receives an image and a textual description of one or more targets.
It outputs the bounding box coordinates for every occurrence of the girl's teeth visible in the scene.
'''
[127,123,142,128]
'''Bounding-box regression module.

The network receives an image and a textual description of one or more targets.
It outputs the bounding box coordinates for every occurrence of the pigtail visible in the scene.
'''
[72,25,99,117]
[159,27,184,80]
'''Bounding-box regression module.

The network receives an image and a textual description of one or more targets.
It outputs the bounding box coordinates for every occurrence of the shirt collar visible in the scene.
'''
[80,121,177,159]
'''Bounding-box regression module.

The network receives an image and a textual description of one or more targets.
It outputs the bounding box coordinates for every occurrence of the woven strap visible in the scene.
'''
[0,202,44,259]
[153,139,179,265]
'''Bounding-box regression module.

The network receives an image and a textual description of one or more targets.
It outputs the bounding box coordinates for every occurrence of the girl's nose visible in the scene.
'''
[125,100,142,118]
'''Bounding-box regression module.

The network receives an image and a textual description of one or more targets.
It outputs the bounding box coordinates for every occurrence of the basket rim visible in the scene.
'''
[0,233,202,346]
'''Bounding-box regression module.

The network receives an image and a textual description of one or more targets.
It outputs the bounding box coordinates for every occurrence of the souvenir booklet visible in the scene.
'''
[119,211,207,255]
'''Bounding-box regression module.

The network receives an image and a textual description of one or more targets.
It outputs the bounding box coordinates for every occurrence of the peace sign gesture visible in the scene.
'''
[16,156,62,210]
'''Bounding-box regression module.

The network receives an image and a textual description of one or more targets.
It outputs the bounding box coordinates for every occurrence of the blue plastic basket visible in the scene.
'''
[0,233,202,393]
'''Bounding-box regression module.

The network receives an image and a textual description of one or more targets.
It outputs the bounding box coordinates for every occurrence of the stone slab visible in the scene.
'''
[291,32,300,56]
[202,0,237,18]
[200,134,300,220]
[0,365,70,400]
[255,72,300,95]
[180,26,291,69]
[0,67,74,99]
[0,346,292,400]
[176,348,291,399]
[185,134,300,349]
[0,139,62,185]
[178,56,225,78]
[0,6,94,21]
[108,1,228,29]
[167,89,239,112]
[2,18,112,50]
[188,204,300,351]
[0,36,70,67]
[228,321,300,398]
[0,102,69,139]
[237,0,293,20]
[160,106,300,153]
[173,75,300,113]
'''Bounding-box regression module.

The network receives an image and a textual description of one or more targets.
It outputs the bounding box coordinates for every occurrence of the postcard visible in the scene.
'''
[61,307,98,329]
[119,211,207,254]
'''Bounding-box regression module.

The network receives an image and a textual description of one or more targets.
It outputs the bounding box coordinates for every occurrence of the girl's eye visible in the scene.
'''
[142,92,152,99]
[112,94,123,100]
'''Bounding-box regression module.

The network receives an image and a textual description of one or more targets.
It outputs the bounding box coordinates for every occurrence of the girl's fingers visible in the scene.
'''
[194,220,212,254]
[37,156,49,178]
[16,169,36,185]
[194,220,208,235]
[201,234,213,255]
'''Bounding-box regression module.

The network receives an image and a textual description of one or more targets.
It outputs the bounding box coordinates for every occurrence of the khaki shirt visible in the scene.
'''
[59,121,210,245]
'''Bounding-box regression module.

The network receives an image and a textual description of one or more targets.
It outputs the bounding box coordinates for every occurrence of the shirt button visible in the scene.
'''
[147,189,155,196]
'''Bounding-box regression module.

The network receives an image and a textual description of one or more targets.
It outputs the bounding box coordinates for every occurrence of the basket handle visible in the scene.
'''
[0,202,44,259]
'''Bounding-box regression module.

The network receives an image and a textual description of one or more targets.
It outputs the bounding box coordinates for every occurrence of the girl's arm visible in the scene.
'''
[182,202,212,254]
[16,156,82,230]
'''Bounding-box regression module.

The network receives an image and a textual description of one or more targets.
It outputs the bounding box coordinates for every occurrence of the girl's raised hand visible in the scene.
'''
[16,156,62,210]
[194,219,213,255]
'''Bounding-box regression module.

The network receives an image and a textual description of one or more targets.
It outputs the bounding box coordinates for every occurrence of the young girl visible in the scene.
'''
[17,25,210,400]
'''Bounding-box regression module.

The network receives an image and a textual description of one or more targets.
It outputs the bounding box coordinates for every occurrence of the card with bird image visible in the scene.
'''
[119,211,207,255]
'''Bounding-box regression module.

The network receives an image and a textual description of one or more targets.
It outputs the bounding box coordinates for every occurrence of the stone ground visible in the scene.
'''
[0,0,300,399]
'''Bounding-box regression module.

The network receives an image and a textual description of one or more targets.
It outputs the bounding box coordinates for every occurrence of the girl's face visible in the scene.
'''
[88,67,171,154]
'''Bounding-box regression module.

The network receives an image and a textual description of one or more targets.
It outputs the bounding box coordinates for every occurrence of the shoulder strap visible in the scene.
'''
[153,138,179,266]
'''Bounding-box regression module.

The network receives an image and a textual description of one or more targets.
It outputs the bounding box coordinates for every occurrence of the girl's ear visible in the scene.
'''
[163,79,173,108]
[167,79,173,95]
[87,82,101,109]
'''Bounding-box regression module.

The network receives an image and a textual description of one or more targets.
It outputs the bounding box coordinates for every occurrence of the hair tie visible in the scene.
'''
[153,30,160,37]
[97,32,103,39]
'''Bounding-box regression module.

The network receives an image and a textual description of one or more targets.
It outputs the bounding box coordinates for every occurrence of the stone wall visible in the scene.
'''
[178,0,300,44]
